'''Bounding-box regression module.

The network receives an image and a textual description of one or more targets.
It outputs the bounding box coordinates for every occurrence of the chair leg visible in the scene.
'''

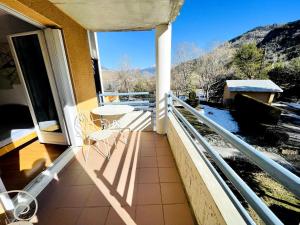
[85,139,91,163]
[104,139,110,159]
[122,128,130,144]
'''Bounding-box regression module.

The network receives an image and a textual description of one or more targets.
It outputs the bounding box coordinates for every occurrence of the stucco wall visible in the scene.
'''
[1,0,98,111]
[167,114,246,225]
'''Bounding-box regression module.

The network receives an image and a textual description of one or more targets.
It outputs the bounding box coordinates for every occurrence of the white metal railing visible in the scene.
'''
[168,92,300,225]
[98,92,155,110]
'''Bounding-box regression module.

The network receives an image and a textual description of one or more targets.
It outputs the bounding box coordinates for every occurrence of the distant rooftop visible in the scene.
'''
[226,80,283,93]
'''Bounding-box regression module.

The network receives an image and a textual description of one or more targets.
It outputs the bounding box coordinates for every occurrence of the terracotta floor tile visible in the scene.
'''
[136,205,164,225]
[138,156,158,168]
[140,132,155,141]
[57,185,93,207]
[35,207,55,225]
[139,141,155,150]
[77,207,109,225]
[137,183,162,205]
[35,131,196,225]
[157,156,175,168]
[37,182,59,210]
[156,147,172,157]
[86,186,111,207]
[64,159,84,171]
[163,204,195,225]
[105,206,135,225]
[158,168,181,182]
[155,138,170,148]
[57,168,83,186]
[48,208,82,225]
[74,171,94,185]
[140,147,156,157]
[137,168,159,183]
[161,183,187,204]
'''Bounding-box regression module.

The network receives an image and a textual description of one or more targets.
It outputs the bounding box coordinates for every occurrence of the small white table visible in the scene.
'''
[92,105,134,116]
[91,105,134,129]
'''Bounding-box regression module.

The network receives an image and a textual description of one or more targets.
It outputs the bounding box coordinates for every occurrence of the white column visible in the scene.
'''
[155,24,172,134]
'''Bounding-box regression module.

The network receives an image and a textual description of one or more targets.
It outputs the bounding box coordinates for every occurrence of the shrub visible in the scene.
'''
[263,128,289,146]
[188,90,197,100]
[234,94,282,125]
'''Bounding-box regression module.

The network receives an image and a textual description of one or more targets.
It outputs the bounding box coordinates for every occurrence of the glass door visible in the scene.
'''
[7,31,69,145]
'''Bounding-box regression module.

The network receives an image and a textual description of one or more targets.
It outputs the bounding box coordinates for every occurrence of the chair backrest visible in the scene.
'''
[74,112,111,139]
[74,112,90,139]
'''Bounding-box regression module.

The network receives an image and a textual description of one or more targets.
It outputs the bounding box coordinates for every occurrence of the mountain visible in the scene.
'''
[229,24,279,48]
[258,20,300,62]
[141,66,156,77]
[230,20,300,63]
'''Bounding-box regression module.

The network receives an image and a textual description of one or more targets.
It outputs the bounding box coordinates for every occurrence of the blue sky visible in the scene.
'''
[97,0,300,69]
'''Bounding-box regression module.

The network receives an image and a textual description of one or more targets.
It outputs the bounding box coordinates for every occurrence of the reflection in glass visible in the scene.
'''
[12,34,61,132]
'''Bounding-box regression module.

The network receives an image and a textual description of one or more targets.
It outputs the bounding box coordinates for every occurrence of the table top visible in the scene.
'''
[91,105,134,116]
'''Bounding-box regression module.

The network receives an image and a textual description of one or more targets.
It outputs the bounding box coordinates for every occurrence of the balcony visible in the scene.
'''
[2,93,299,225]
[34,131,195,225]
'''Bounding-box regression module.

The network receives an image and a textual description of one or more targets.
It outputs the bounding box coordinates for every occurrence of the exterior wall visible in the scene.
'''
[1,0,98,111]
[223,85,274,105]
[167,114,246,225]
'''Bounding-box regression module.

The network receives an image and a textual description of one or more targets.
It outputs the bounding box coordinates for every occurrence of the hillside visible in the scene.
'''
[101,19,300,93]
[258,20,300,62]
[230,20,300,63]
[230,24,279,48]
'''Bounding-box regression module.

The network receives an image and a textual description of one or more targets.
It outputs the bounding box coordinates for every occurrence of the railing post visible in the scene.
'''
[167,91,173,114]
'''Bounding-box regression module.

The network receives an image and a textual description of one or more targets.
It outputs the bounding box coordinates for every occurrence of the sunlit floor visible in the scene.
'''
[0,139,66,190]
[34,131,196,225]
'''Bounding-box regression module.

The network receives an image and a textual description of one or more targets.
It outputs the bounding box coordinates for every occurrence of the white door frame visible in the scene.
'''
[0,4,45,28]
[43,28,82,146]
[0,5,82,212]
[1,4,80,147]
[8,31,70,145]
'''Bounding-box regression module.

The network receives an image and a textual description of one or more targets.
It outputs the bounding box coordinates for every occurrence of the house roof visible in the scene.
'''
[48,0,184,31]
[226,80,283,93]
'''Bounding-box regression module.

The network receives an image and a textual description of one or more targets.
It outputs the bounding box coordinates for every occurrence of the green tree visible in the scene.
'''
[290,57,300,72]
[233,43,267,79]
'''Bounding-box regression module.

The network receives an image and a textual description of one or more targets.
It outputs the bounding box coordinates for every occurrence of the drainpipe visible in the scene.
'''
[155,24,172,134]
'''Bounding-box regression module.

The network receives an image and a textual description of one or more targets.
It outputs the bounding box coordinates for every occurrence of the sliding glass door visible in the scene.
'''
[8,31,69,145]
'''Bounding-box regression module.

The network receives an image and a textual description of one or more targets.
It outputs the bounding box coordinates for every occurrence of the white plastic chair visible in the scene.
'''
[99,118,130,145]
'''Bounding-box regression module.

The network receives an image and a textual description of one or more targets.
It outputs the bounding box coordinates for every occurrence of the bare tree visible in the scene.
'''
[195,43,234,101]
[172,42,202,96]
[117,55,137,93]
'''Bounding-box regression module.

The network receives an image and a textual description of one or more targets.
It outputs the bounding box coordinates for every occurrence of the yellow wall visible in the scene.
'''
[0,0,98,111]
[223,84,274,105]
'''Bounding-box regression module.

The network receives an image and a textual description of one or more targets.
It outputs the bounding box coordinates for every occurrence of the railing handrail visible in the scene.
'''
[171,106,278,224]
[170,93,300,197]
[169,92,300,225]
[98,92,154,109]
[99,92,149,96]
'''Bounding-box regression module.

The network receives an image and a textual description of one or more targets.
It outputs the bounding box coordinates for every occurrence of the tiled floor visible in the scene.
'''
[34,131,196,225]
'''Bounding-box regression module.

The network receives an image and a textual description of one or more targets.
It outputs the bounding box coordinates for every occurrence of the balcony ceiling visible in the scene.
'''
[49,0,184,31]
